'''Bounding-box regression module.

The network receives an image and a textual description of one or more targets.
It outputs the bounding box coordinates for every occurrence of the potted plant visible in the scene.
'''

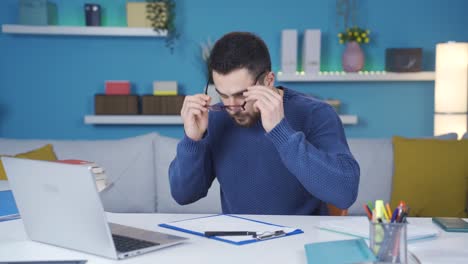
[335,0,371,72]
[146,0,179,53]
[337,27,371,72]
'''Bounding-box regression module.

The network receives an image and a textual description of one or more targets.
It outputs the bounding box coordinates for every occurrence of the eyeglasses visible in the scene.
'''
[204,70,267,112]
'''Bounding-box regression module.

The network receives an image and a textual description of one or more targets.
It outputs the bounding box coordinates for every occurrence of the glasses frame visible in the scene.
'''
[204,70,267,112]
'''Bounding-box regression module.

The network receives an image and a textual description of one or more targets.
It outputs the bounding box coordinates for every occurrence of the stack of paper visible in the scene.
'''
[0,190,20,222]
[317,217,439,242]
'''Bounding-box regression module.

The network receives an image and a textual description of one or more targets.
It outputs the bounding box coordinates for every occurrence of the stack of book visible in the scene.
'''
[55,159,110,192]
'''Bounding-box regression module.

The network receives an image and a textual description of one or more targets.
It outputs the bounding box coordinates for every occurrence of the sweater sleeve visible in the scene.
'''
[168,135,216,205]
[265,106,360,209]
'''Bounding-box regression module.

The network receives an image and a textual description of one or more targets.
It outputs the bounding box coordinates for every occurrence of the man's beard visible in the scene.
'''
[229,111,261,127]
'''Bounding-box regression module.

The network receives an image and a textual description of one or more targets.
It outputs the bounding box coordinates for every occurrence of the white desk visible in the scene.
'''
[0,213,467,264]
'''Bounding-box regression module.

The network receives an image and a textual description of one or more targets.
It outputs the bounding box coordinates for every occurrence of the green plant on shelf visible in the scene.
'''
[146,0,179,53]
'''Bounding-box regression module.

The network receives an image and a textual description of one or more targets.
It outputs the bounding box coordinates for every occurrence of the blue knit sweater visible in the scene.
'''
[169,87,360,215]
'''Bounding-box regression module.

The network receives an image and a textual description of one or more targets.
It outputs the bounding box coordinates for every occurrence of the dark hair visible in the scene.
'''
[208,32,271,80]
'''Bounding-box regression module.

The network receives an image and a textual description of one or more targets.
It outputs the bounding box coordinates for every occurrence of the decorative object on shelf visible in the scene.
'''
[338,27,370,72]
[141,95,185,115]
[126,2,152,27]
[336,0,371,72]
[385,48,422,72]
[105,81,131,95]
[281,29,298,74]
[84,3,101,26]
[94,94,139,115]
[324,99,341,113]
[19,0,57,25]
[302,29,321,75]
[146,0,179,53]
[434,42,468,138]
[153,81,178,95]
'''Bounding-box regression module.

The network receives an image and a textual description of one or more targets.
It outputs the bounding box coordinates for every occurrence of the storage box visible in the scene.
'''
[95,95,139,115]
[153,81,178,95]
[126,2,167,28]
[141,95,184,115]
[126,2,151,27]
[385,48,422,72]
[105,81,131,95]
[19,0,57,25]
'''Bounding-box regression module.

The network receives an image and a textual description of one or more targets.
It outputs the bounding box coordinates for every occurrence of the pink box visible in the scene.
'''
[105,81,131,95]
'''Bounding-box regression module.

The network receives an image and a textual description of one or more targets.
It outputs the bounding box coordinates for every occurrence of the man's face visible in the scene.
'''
[212,68,261,127]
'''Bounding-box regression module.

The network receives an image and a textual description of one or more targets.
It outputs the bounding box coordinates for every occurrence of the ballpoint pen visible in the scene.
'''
[204,231,257,237]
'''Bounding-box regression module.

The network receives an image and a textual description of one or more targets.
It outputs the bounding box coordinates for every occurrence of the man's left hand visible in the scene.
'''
[244,86,284,132]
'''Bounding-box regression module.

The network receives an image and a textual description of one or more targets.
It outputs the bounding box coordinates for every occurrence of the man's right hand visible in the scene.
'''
[181,94,211,141]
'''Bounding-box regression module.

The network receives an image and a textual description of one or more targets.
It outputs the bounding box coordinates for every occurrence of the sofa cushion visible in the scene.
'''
[154,134,222,214]
[391,136,468,217]
[347,139,393,215]
[0,144,58,180]
[0,133,158,213]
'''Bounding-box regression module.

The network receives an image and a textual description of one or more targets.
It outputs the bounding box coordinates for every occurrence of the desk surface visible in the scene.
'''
[0,213,467,264]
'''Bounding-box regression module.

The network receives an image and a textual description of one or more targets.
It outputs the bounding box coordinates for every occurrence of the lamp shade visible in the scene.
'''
[434,42,468,137]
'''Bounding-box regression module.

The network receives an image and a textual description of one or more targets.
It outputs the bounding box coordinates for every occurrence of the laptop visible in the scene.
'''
[1,157,188,260]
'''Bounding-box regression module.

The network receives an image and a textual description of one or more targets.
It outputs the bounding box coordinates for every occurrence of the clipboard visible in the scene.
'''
[159,214,303,245]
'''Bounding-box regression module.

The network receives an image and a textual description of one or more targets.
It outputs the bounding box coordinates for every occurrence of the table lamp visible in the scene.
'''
[434,42,468,138]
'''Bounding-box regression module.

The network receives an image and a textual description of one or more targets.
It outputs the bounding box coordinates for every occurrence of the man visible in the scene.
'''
[169,32,359,215]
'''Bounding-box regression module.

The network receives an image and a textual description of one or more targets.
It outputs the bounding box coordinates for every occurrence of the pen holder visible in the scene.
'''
[369,222,407,263]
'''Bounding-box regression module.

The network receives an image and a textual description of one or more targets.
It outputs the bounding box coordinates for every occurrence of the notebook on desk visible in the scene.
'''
[159,214,303,245]
[317,217,439,242]
[304,238,376,264]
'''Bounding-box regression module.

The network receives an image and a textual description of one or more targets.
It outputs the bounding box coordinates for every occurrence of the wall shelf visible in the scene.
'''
[1,24,167,37]
[84,115,359,125]
[276,71,435,82]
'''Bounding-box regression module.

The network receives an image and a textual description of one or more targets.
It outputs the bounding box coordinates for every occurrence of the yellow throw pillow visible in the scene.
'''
[0,144,58,180]
[391,136,468,217]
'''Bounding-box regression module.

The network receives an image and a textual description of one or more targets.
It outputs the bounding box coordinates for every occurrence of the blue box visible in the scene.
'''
[19,0,57,25]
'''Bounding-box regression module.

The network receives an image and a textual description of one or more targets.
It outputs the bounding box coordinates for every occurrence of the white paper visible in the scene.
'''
[164,215,299,243]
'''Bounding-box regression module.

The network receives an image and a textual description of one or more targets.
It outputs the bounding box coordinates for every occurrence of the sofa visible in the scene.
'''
[1,132,466,216]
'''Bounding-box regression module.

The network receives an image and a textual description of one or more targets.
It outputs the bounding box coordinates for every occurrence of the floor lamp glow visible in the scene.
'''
[434,42,468,138]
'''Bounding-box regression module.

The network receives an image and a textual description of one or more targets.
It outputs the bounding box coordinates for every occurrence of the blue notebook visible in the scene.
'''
[0,190,20,222]
[304,238,376,264]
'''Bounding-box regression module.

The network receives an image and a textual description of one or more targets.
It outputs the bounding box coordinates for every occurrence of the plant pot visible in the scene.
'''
[342,41,364,72]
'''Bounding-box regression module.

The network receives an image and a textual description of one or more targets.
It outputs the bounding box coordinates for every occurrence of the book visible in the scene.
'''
[304,238,376,264]
[55,159,110,192]
[0,190,20,222]
[432,217,468,232]
[317,217,439,242]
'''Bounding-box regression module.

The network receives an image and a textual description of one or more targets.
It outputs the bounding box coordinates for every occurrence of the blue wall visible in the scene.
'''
[1,0,468,139]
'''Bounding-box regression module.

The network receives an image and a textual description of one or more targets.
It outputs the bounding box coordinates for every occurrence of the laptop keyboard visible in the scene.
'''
[112,234,159,252]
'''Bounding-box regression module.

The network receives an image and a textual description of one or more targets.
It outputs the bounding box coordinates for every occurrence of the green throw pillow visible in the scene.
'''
[391,136,468,217]
[0,144,57,180]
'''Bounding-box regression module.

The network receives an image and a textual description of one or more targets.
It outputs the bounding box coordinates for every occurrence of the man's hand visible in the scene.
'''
[181,94,211,141]
[244,86,284,132]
